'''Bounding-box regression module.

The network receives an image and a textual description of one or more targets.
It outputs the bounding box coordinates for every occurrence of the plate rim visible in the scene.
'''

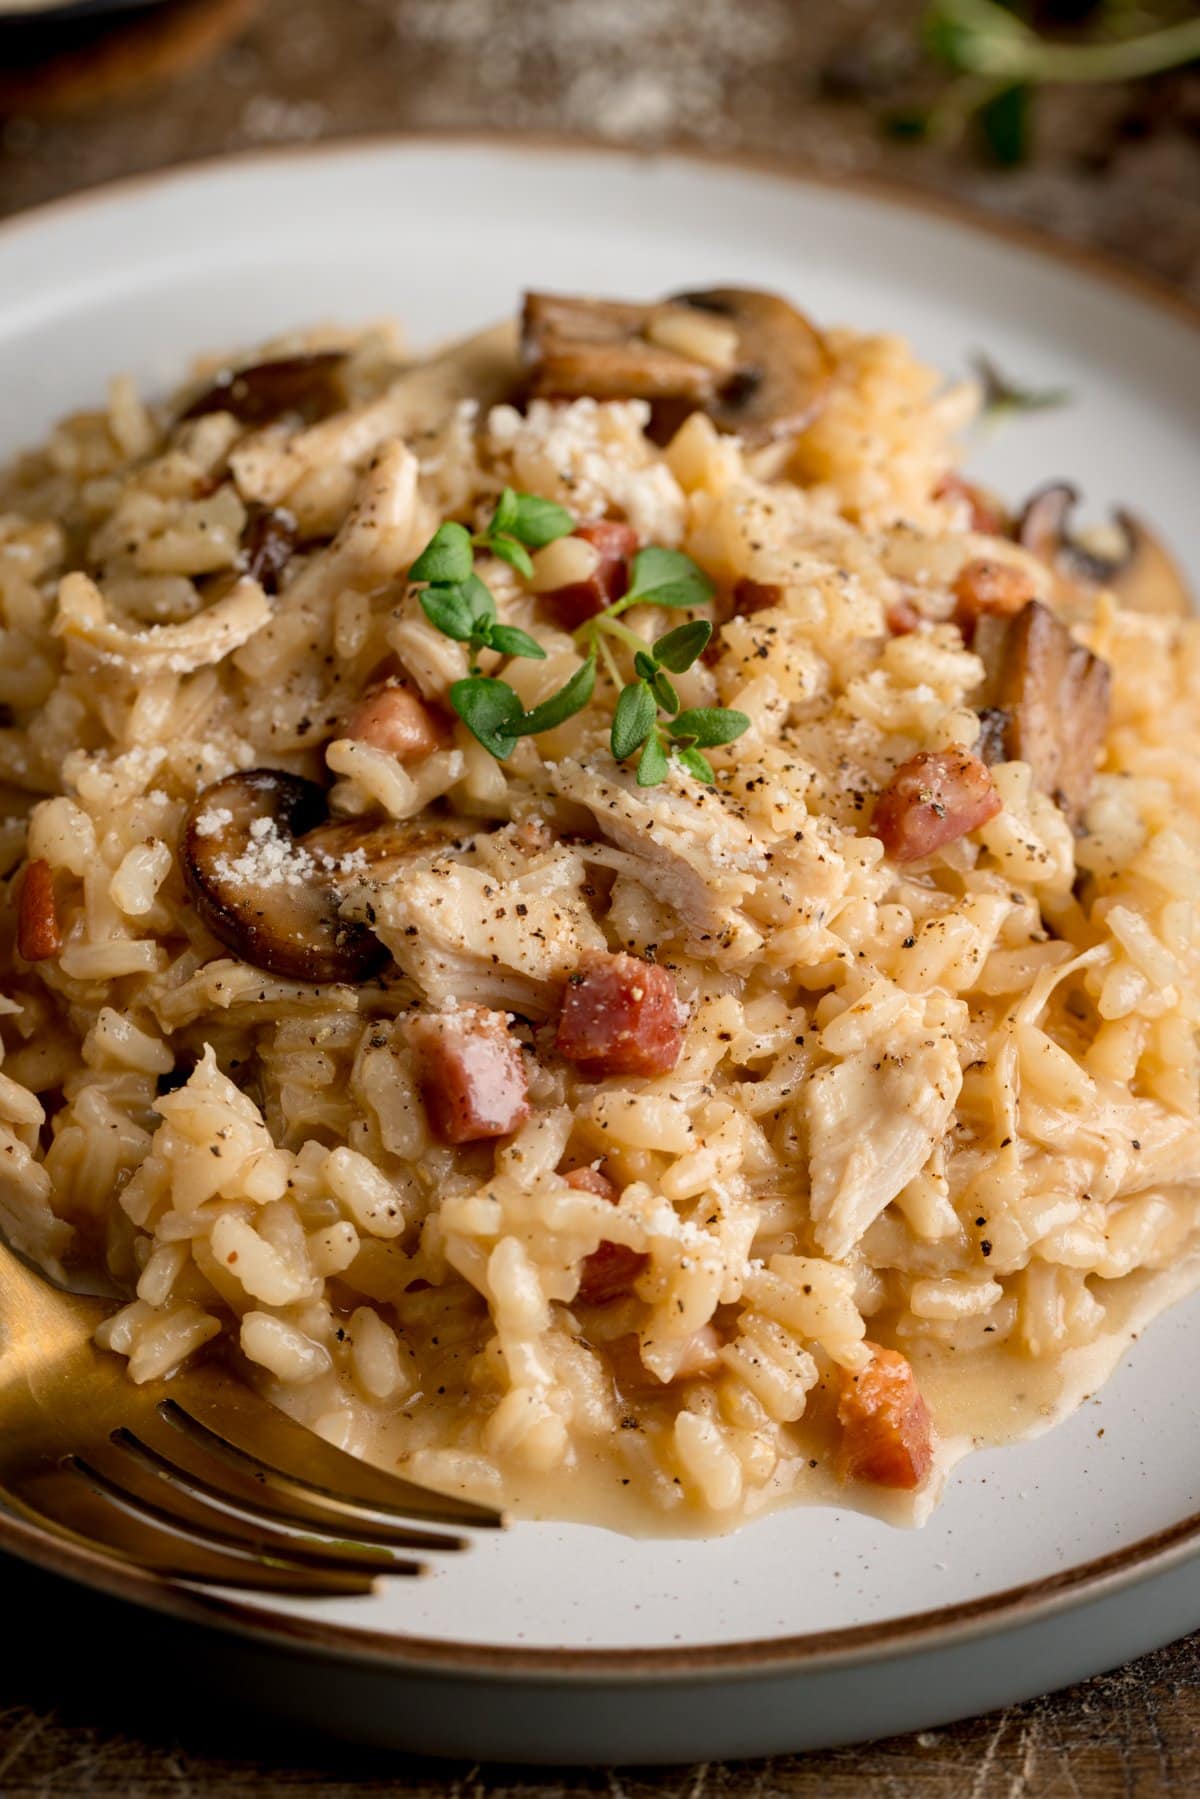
[0,129,1197,1685]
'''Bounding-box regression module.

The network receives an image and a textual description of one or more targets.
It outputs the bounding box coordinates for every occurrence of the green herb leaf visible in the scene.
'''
[633,649,659,683]
[653,618,712,672]
[410,521,473,585]
[420,583,479,642]
[487,533,536,580]
[676,745,716,784]
[636,732,669,787]
[449,676,524,759]
[624,546,715,612]
[503,491,576,549]
[489,487,520,536]
[651,669,679,714]
[669,707,751,749]
[487,623,547,660]
[971,352,1068,421]
[977,81,1030,166]
[611,681,657,759]
[517,654,597,736]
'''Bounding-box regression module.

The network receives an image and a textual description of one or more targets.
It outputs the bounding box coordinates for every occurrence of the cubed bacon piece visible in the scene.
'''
[16,859,61,963]
[541,521,638,630]
[576,1238,649,1306]
[836,1344,934,1491]
[564,1163,648,1305]
[885,596,924,637]
[702,577,783,664]
[556,951,683,1079]
[933,473,1007,537]
[952,557,1036,643]
[410,1008,529,1144]
[564,1164,617,1202]
[344,679,448,762]
[873,749,1001,864]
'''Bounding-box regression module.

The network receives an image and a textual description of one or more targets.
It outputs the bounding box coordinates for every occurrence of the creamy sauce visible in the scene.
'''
[339,1246,1200,1540]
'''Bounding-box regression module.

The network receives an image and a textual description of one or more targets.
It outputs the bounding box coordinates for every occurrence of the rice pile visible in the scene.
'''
[0,303,1197,1531]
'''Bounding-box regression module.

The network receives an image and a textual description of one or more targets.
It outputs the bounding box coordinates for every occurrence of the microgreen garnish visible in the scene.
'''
[408,500,748,787]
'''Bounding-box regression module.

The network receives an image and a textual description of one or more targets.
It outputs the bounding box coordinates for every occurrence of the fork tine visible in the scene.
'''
[9,1470,379,1596]
[111,1425,469,1554]
[162,1364,503,1528]
[77,1443,424,1576]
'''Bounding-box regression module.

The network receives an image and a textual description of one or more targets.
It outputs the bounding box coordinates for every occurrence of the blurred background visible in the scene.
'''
[0,0,1197,295]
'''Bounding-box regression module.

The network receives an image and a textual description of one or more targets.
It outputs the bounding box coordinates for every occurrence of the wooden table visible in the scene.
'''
[0,1,1197,1790]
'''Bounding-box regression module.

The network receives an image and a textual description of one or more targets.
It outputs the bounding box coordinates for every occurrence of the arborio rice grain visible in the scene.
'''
[0,296,1197,1533]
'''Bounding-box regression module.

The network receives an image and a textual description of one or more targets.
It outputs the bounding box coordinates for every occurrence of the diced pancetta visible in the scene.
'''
[564,1164,617,1202]
[345,678,448,762]
[17,860,61,963]
[872,749,1001,863]
[951,557,1035,643]
[836,1344,934,1490]
[409,1007,529,1144]
[564,1164,648,1305]
[556,950,683,1078]
[576,1238,649,1305]
[541,521,637,629]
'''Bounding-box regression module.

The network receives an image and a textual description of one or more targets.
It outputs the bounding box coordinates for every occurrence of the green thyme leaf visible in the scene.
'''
[633,649,659,683]
[487,623,547,661]
[518,654,597,736]
[653,618,712,672]
[651,669,679,714]
[669,707,751,749]
[410,520,474,585]
[611,681,657,759]
[489,487,520,536]
[503,491,576,548]
[676,745,716,784]
[449,676,524,758]
[977,82,1031,166]
[487,533,536,580]
[636,732,669,787]
[624,546,715,612]
[971,352,1068,421]
[419,583,479,642]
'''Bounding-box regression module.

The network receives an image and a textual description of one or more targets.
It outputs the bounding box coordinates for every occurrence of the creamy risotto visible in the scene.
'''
[0,288,1197,1533]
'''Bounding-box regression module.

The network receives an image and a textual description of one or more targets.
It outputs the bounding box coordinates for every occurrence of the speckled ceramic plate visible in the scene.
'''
[1,139,1198,1764]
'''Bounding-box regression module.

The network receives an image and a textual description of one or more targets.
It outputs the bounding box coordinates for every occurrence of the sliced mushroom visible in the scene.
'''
[180,770,389,983]
[670,288,831,441]
[522,287,830,445]
[178,352,347,427]
[241,505,300,595]
[974,600,1110,827]
[1017,484,1192,617]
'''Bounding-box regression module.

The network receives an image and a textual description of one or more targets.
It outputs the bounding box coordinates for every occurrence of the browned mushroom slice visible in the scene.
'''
[241,506,300,595]
[181,770,388,983]
[522,294,717,403]
[670,288,831,441]
[974,600,1111,827]
[178,351,347,427]
[1017,485,1192,618]
[522,287,830,444]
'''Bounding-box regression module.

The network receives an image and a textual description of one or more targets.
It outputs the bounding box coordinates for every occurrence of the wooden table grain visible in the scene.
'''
[0,1,1197,1790]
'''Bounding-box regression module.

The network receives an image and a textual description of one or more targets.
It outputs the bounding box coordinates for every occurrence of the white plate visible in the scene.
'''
[1,138,1199,1764]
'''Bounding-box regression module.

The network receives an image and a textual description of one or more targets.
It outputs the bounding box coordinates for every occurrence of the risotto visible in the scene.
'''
[0,287,1197,1533]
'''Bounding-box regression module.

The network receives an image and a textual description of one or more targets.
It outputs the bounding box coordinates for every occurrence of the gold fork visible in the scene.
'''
[0,1235,501,1597]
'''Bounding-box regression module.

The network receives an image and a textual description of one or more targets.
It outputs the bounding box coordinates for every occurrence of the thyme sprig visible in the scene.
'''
[408,499,750,787]
[892,0,1200,165]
